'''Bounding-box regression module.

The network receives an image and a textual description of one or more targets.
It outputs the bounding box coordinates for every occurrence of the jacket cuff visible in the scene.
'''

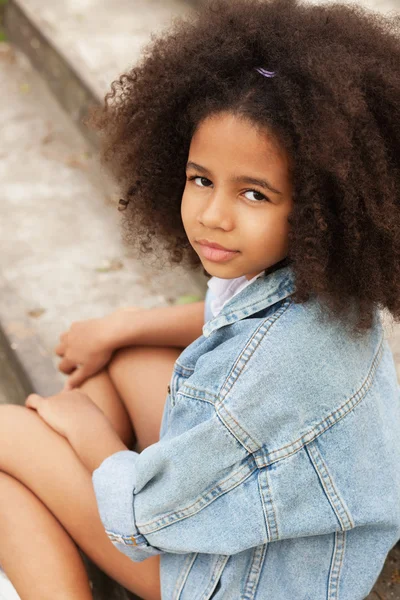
[92,450,163,561]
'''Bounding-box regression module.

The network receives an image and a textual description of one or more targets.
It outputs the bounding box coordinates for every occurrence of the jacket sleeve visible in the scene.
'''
[92,394,268,561]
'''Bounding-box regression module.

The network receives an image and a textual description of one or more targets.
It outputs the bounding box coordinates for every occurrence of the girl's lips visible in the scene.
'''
[197,243,239,263]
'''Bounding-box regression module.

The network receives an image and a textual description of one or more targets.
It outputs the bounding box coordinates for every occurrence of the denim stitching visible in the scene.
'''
[196,555,230,600]
[306,442,355,529]
[176,385,219,405]
[137,458,259,532]
[177,328,384,466]
[105,530,154,548]
[216,402,260,453]
[258,467,279,541]
[203,278,296,337]
[242,544,268,600]
[178,299,293,413]
[152,302,383,546]
[174,361,195,376]
[213,300,293,453]
[180,314,384,467]
[219,299,293,402]
[328,531,346,600]
[175,392,216,407]
[256,333,385,467]
[172,552,198,600]
[306,443,354,530]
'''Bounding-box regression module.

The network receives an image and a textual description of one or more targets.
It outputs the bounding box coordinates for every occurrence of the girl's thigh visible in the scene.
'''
[0,345,183,599]
[107,345,184,452]
[0,404,161,600]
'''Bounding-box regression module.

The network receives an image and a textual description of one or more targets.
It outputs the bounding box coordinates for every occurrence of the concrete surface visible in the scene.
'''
[9,0,399,108]
[0,3,203,597]
[0,324,29,405]
[11,0,192,102]
[0,41,206,397]
[0,37,205,600]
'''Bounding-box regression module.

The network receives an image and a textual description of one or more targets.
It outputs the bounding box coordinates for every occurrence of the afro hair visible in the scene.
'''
[86,0,400,336]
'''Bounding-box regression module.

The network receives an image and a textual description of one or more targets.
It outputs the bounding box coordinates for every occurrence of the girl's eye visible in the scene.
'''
[243,190,269,203]
[187,175,269,203]
[188,175,212,188]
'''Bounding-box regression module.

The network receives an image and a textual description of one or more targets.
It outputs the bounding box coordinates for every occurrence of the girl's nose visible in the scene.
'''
[198,190,234,230]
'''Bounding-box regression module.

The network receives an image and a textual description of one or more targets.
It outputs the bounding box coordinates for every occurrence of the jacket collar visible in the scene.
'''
[202,264,297,338]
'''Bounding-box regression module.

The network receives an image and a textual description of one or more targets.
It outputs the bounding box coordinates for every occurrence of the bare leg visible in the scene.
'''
[107,345,183,452]
[0,345,182,600]
[0,471,92,600]
[76,366,136,449]
[0,404,161,600]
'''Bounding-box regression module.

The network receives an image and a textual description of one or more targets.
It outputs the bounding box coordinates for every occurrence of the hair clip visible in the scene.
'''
[118,198,130,211]
[255,67,276,78]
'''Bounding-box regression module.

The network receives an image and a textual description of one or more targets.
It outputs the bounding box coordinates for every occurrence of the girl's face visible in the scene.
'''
[181,111,294,280]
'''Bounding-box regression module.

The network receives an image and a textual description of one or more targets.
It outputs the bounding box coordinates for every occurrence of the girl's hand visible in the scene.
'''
[25,390,111,440]
[55,307,143,390]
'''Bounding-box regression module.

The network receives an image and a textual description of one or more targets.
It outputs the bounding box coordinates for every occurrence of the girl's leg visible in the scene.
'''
[76,344,183,452]
[0,471,93,600]
[106,345,183,452]
[0,345,182,600]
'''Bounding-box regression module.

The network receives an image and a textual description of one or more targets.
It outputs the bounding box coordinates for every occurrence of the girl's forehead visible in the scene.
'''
[189,113,291,177]
[192,112,284,152]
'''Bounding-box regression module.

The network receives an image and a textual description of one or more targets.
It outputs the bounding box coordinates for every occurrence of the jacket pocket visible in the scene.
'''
[160,367,188,437]
[175,553,230,600]
[169,367,191,407]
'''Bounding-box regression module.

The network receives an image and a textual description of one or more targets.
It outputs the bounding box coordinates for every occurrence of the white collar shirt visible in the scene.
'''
[206,270,265,317]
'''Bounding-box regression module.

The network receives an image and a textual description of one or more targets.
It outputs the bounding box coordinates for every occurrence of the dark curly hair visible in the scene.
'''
[85,0,400,337]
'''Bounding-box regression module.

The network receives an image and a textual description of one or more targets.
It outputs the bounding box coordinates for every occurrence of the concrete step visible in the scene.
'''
[0,3,204,597]
[0,40,206,397]
[3,0,194,148]
[0,40,205,599]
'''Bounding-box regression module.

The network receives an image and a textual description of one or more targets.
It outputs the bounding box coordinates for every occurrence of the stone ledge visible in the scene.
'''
[4,0,100,148]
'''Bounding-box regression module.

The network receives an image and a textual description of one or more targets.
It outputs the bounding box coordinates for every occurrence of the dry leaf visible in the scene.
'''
[391,568,400,584]
[27,308,46,318]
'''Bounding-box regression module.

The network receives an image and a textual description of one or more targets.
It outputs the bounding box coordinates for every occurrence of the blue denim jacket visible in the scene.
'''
[92,265,400,599]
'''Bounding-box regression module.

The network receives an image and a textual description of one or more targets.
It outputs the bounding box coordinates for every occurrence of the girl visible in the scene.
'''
[1,0,400,598]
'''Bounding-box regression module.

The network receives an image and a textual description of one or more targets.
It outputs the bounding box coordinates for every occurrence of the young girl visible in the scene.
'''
[1,0,400,598]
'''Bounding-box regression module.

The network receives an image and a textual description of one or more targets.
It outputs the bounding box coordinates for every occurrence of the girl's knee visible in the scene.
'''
[0,403,55,443]
[108,345,145,378]
[0,404,55,465]
[0,403,32,429]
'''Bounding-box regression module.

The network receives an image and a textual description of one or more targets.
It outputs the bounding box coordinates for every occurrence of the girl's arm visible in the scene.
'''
[57,299,206,390]
[105,300,206,350]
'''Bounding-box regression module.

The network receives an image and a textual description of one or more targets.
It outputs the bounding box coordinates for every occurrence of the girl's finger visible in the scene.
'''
[25,393,42,409]
[58,357,77,375]
[64,366,90,391]
[54,342,65,357]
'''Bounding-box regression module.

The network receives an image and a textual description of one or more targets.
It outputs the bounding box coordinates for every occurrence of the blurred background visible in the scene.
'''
[0,0,399,599]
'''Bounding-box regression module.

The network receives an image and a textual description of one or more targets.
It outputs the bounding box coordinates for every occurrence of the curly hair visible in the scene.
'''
[85,0,400,337]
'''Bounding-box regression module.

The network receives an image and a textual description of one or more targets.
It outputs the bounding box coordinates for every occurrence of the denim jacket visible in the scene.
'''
[92,265,400,599]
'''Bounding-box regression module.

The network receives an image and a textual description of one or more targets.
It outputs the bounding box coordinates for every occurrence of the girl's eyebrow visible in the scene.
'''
[186,161,283,196]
